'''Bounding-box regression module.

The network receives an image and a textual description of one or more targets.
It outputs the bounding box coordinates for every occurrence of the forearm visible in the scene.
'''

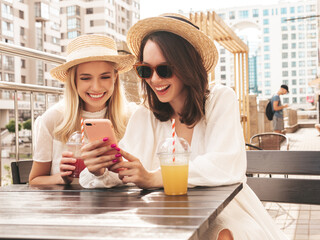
[29,173,66,185]
[145,168,163,189]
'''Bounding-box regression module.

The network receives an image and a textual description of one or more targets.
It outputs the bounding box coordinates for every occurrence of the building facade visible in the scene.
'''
[0,0,140,128]
[214,0,317,106]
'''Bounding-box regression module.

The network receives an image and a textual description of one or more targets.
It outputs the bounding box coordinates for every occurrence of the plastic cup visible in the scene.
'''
[157,137,191,195]
[66,132,86,178]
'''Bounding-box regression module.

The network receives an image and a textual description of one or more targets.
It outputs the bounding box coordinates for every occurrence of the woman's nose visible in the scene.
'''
[91,78,102,90]
[150,70,162,84]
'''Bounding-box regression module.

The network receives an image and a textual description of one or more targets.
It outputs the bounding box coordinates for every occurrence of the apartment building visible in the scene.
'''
[214,0,317,106]
[0,0,140,128]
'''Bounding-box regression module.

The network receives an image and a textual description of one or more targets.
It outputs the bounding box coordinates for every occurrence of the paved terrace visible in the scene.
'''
[263,127,320,240]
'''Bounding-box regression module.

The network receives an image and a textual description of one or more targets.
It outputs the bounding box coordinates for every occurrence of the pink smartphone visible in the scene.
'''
[84,119,118,155]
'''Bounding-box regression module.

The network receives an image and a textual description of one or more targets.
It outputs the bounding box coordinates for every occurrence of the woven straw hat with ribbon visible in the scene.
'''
[126,13,218,73]
[50,34,136,82]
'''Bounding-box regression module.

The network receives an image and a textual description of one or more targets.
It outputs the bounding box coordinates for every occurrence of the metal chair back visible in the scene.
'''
[250,132,289,150]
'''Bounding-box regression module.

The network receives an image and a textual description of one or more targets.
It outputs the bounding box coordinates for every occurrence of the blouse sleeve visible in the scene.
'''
[33,103,63,162]
[188,85,247,187]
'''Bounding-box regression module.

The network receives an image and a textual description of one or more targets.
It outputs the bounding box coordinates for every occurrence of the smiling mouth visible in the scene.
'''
[155,85,170,93]
[87,92,106,99]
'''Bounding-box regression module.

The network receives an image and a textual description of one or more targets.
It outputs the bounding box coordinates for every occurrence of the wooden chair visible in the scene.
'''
[250,132,289,150]
[246,150,320,204]
[11,160,33,184]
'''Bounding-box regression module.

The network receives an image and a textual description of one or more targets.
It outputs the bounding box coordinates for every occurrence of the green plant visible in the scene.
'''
[1,164,12,186]
[5,120,22,133]
[23,119,31,130]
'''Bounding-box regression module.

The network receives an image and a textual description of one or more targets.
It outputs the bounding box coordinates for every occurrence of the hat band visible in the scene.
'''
[66,46,118,62]
[164,16,199,30]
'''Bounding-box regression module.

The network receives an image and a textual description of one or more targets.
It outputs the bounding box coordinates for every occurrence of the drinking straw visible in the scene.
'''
[171,118,175,162]
[80,117,84,144]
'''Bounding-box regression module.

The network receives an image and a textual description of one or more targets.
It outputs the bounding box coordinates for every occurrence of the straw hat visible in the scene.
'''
[126,13,218,73]
[50,34,136,82]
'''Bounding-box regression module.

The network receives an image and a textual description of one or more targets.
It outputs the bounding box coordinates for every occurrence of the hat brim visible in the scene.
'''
[50,54,136,82]
[127,16,218,73]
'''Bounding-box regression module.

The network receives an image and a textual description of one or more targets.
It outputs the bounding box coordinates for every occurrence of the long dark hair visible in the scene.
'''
[138,31,209,127]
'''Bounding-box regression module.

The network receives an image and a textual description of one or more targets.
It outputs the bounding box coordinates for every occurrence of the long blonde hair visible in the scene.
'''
[54,65,128,143]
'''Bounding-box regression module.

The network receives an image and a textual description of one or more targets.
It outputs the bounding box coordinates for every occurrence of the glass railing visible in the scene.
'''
[0,41,65,184]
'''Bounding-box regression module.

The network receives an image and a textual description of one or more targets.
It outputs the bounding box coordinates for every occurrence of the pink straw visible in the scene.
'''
[80,117,84,144]
[171,118,175,162]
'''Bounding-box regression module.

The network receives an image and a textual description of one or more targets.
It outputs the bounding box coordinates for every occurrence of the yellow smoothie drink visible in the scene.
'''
[161,164,189,195]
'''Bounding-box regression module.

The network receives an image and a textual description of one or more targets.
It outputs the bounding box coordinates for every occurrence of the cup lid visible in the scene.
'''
[157,137,191,156]
[67,131,82,144]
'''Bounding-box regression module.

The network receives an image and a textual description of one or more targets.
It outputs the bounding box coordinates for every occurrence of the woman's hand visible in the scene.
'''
[60,151,76,184]
[80,138,121,176]
[109,149,163,189]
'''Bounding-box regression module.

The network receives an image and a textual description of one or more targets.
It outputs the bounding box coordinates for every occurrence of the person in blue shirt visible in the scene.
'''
[271,84,289,133]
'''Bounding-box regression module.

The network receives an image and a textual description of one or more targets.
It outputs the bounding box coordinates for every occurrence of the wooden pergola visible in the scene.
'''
[190,11,250,142]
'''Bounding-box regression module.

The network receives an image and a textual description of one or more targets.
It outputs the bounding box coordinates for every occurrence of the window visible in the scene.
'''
[2,3,13,20]
[239,10,249,18]
[264,54,270,60]
[290,7,295,14]
[282,43,288,49]
[263,9,269,16]
[67,31,80,39]
[299,79,305,85]
[282,71,288,77]
[86,8,93,14]
[67,5,80,16]
[90,20,94,27]
[220,66,226,71]
[229,11,235,19]
[291,25,296,31]
[291,33,296,40]
[291,43,296,49]
[220,49,225,54]
[21,59,26,68]
[282,34,288,40]
[264,63,270,69]
[291,52,296,58]
[67,18,80,29]
[21,75,26,84]
[281,26,287,31]
[297,6,304,13]
[307,51,317,57]
[252,9,259,17]
[265,72,270,78]
[298,24,304,30]
[19,10,24,19]
[282,53,288,59]
[264,46,270,51]
[292,88,297,94]
[291,61,296,67]
[264,28,269,34]
[299,69,305,76]
[298,52,305,58]
[263,19,269,25]
[306,4,316,12]
[292,70,296,77]
[2,21,13,37]
[282,62,288,68]
[292,97,297,103]
[3,55,14,71]
[218,13,225,19]
[20,27,25,36]
[299,61,305,67]
[299,42,305,48]
[281,8,287,14]
[220,57,225,63]
[4,73,14,82]
[264,36,269,42]
[298,33,304,40]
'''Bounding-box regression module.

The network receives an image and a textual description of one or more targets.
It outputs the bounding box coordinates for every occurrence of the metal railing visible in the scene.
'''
[0,42,65,162]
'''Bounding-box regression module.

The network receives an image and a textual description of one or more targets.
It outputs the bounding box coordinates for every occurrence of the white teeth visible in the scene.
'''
[155,85,169,91]
[88,93,104,98]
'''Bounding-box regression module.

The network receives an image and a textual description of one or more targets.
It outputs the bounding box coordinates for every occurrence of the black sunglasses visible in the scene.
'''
[133,63,173,79]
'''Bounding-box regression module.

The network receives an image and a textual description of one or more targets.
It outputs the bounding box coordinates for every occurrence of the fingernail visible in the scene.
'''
[112,159,119,163]
[103,137,109,142]
[115,153,122,158]
[111,144,117,148]
[115,147,120,151]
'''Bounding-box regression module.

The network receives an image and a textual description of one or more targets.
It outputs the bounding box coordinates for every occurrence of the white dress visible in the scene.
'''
[33,101,135,185]
[80,85,288,240]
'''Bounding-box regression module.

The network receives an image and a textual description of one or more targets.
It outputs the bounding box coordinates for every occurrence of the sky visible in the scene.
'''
[140,0,290,19]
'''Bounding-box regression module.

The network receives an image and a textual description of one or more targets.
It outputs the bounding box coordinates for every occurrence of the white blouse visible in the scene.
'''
[80,85,288,239]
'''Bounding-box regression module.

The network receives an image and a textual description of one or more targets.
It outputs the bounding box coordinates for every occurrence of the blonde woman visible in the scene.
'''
[29,34,136,185]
